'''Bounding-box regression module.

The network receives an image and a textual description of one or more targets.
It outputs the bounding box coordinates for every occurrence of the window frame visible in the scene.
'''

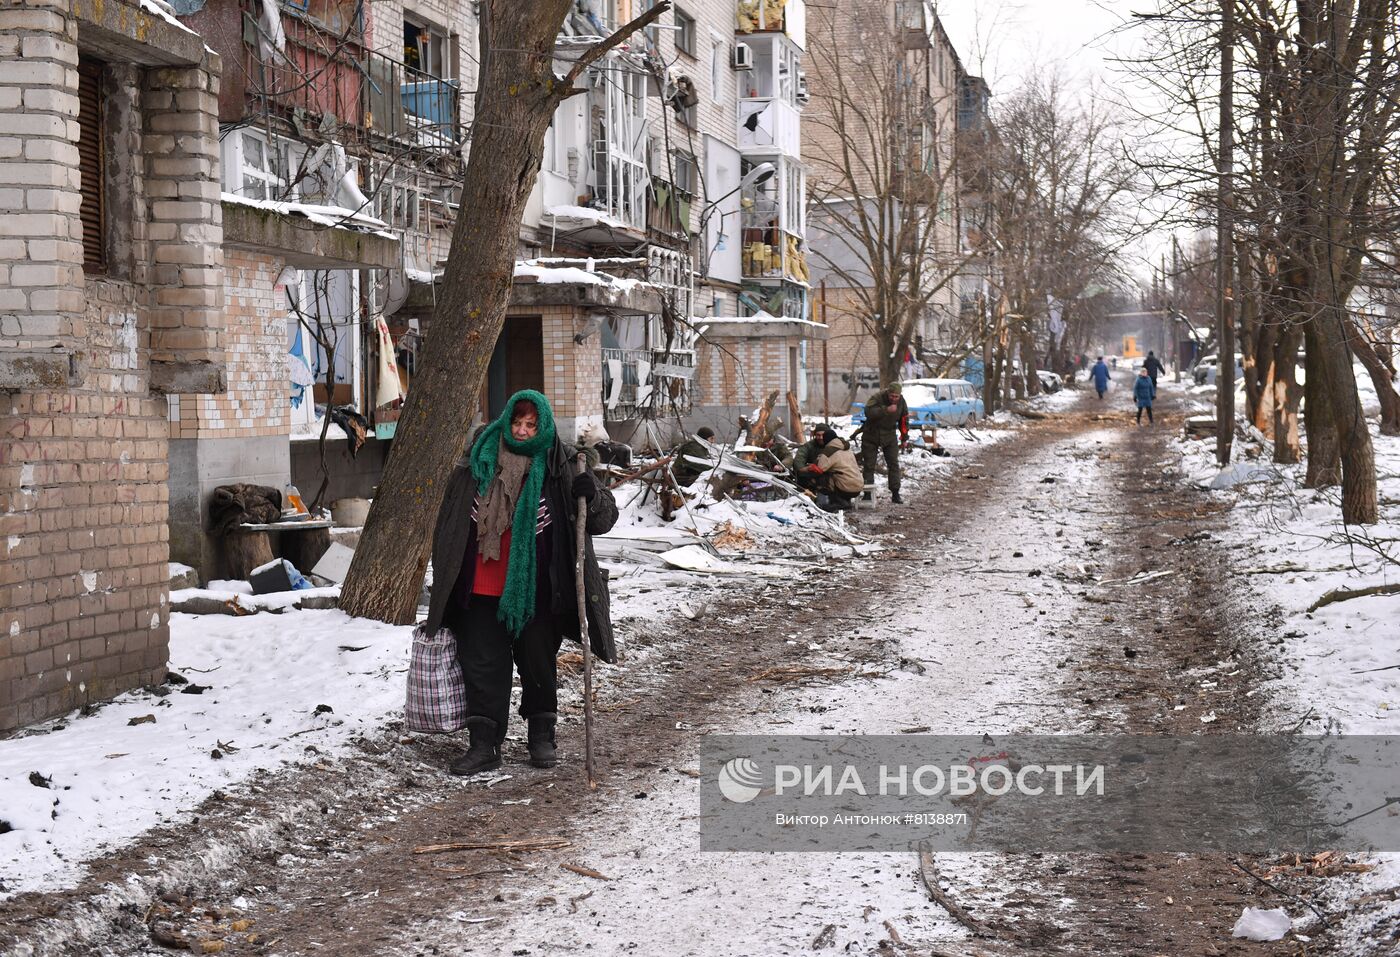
[674,7,696,57]
[403,13,450,79]
[709,32,725,105]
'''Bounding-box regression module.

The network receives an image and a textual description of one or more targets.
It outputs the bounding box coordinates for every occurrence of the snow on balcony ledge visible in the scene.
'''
[695,310,829,339]
[515,259,648,293]
[543,204,635,232]
[221,193,397,240]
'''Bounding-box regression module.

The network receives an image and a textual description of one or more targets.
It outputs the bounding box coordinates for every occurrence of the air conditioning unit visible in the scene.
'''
[732,42,754,70]
[796,72,809,104]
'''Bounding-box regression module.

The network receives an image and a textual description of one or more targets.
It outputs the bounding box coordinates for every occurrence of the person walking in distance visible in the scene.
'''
[1143,350,1165,389]
[1091,357,1111,400]
[1134,368,1157,426]
[424,390,619,776]
[860,383,909,504]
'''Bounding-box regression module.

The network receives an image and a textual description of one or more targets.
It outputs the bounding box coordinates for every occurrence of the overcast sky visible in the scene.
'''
[937,0,1150,92]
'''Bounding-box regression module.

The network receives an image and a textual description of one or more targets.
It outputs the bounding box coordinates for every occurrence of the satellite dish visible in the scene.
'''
[382,269,410,317]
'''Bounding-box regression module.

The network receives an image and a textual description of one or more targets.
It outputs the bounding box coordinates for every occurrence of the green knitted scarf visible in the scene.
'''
[469,389,556,636]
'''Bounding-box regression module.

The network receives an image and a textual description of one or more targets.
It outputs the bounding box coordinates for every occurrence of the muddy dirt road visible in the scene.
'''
[2,387,1353,956]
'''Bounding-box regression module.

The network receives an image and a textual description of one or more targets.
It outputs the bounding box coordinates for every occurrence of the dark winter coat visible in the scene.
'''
[1091,361,1111,390]
[1133,375,1156,407]
[1144,355,1165,378]
[424,436,619,663]
[673,436,713,485]
[861,389,909,445]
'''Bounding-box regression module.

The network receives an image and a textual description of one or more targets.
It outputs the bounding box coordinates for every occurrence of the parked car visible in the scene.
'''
[1193,354,1244,386]
[852,378,985,430]
[1036,370,1064,393]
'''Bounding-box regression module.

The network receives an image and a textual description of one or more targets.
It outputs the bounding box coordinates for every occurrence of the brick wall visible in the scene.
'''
[694,333,795,409]
[537,305,604,441]
[0,0,224,733]
[0,2,85,390]
[1,283,173,733]
[170,251,288,439]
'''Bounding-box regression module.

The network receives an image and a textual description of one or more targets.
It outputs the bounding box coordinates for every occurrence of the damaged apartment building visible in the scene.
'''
[0,0,820,730]
[505,0,822,444]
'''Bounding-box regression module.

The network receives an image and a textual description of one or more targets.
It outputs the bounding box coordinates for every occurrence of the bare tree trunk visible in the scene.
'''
[1271,324,1302,463]
[1248,309,1276,434]
[1021,328,1042,396]
[1301,319,1342,490]
[1344,316,1400,435]
[1311,304,1378,522]
[339,1,668,623]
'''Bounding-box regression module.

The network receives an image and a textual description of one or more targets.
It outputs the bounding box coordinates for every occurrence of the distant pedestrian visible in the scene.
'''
[1134,369,1156,425]
[1091,357,1110,399]
[1143,351,1165,388]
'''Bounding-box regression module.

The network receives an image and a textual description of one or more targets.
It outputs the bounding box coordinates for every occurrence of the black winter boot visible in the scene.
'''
[891,491,903,504]
[450,717,503,776]
[527,713,558,769]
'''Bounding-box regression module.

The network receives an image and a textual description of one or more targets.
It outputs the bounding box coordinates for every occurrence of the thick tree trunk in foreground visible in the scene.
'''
[1313,304,1378,523]
[1303,323,1341,488]
[339,1,668,623]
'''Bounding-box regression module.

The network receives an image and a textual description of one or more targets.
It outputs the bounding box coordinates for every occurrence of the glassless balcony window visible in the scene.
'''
[404,16,448,77]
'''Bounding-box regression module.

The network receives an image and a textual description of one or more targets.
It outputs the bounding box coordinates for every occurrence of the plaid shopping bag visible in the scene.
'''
[404,626,467,733]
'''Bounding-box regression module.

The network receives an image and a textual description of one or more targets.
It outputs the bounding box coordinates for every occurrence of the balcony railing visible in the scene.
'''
[240,1,462,153]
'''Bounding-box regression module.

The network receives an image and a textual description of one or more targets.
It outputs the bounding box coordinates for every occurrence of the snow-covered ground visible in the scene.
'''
[0,427,1010,901]
[1175,412,1400,952]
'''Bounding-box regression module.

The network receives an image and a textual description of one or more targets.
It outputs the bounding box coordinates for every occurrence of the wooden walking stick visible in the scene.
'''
[573,452,597,788]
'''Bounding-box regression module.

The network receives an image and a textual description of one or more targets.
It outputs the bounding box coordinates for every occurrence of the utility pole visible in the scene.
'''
[1216,0,1236,465]
[1171,235,1183,383]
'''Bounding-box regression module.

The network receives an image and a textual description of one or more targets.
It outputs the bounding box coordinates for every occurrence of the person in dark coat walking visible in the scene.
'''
[1133,368,1156,425]
[424,390,619,776]
[1143,351,1165,388]
[1091,357,1111,399]
[860,383,909,504]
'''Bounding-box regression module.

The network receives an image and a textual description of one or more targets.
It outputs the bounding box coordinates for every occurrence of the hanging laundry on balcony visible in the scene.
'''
[287,325,316,409]
[373,317,405,410]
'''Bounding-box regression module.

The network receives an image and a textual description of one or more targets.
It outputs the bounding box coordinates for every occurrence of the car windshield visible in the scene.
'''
[901,385,942,407]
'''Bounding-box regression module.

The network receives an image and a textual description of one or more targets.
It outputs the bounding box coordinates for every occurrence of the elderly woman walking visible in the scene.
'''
[423,390,618,776]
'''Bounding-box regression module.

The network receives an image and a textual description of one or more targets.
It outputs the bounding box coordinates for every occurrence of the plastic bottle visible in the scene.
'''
[283,484,308,516]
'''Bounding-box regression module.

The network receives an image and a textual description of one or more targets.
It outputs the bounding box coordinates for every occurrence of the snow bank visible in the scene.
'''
[0,611,412,898]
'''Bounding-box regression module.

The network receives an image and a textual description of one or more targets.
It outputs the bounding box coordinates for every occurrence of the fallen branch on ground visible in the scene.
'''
[412,837,571,855]
[1307,582,1400,612]
[561,862,612,881]
[918,847,992,937]
[1232,857,1332,929]
[748,665,852,683]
